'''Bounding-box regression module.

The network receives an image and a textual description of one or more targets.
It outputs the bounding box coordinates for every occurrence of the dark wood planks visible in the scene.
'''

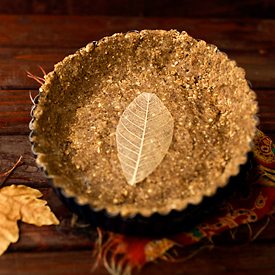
[0,90,37,135]
[0,47,74,89]
[1,15,275,275]
[1,16,275,50]
[0,0,275,18]
[1,241,275,275]
[0,250,98,275]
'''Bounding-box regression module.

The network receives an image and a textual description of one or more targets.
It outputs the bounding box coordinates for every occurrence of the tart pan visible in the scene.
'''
[29,30,258,237]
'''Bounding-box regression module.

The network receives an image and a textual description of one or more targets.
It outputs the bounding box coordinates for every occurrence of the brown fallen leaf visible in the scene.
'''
[0,184,59,256]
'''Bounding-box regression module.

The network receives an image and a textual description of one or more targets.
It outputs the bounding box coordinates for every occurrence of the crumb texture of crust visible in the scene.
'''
[31,29,258,217]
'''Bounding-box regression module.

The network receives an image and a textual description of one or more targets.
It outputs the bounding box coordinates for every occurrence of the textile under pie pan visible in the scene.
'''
[29,30,258,237]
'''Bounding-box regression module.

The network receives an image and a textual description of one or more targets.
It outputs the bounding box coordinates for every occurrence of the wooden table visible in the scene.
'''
[0,15,275,275]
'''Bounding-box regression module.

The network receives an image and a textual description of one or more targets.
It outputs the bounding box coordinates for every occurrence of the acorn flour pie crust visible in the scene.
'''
[30,30,258,236]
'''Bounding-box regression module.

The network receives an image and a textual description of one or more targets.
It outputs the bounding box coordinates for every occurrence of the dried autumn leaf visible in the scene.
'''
[0,213,18,257]
[116,92,174,185]
[0,184,59,256]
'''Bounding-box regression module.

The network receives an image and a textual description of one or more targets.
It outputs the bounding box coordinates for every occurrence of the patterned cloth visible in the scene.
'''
[94,129,275,275]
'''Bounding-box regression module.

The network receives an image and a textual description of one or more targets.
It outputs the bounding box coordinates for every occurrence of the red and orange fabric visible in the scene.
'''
[94,129,275,275]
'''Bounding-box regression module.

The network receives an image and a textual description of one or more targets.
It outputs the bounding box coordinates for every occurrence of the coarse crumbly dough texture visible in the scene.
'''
[31,29,258,217]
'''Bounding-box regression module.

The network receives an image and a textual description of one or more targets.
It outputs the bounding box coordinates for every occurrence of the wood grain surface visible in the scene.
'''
[0,15,275,275]
[0,0,275,18]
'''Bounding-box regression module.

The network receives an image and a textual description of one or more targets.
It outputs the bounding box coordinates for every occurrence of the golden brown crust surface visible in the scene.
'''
[31,30,258,216]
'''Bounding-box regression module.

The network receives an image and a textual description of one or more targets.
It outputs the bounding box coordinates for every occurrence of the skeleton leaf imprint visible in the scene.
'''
[116,93,174,186]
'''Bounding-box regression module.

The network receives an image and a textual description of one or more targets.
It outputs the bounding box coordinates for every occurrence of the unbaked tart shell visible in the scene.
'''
[30,30,258,236]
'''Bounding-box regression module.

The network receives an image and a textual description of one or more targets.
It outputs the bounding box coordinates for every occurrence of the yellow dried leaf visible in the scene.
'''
[0,213,19,256]
[0,184,59,256]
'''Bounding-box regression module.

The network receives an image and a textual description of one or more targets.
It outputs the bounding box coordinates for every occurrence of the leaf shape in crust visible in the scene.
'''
[116,93,174,186]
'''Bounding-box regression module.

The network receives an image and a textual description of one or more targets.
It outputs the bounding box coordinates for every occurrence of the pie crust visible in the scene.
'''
[30,30,258,220]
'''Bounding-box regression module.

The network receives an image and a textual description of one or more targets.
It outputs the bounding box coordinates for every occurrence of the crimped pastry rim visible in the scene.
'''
[29,29,259,219]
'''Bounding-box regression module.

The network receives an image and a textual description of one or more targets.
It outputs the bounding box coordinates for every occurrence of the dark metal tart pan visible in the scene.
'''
[49,154,252,237]
[29,30,258,237]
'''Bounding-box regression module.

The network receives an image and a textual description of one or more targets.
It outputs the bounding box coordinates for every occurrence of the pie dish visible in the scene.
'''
[30,30,258,236]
